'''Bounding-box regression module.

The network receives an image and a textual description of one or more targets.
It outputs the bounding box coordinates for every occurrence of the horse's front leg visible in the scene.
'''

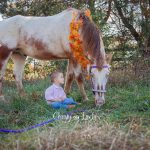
[11,53,26,96]
[64,60,74,94]
[75,72,88,102]
[73,64,88,102]
[65,60,88,102]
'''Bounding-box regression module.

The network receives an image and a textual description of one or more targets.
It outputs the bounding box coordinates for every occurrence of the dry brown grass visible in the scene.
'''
[1,118,149,150]
[109,58,150,86]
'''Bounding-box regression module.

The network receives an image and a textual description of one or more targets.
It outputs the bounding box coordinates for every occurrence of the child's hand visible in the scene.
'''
[58,99,63,102]
[58,97,64,102]
[61,96,66,100]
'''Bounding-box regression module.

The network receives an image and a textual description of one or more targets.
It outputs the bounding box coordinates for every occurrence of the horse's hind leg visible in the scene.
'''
[0,46,13,101]
[11,53,26,95]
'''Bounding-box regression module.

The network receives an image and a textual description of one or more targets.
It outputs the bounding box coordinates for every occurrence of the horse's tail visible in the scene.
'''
[79,11,105,68]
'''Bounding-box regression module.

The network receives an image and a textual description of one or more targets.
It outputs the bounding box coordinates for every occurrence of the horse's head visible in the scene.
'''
[88,53,113,106]
[76,10,113,105]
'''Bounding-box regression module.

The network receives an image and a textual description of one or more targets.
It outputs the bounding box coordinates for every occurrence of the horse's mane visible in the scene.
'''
[79,11,105,69]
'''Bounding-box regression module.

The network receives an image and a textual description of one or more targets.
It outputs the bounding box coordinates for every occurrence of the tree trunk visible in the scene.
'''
[143,36,150,57]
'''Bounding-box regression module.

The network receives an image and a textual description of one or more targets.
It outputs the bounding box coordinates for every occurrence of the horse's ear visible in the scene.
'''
[106,52,113,64]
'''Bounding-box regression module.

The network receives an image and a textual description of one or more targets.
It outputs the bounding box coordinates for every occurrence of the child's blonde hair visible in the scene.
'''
[50,71,62,82]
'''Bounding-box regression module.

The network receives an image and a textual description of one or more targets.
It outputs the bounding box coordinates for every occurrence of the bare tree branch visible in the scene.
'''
[114,0,141,42]
[104,0,112,22]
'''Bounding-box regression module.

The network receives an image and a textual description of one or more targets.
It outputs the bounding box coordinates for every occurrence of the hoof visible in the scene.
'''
[19,91,27,97]
[0,95,5,102]
[83,97,89,102]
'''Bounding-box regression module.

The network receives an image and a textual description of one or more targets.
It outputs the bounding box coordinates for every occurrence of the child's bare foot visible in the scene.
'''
[68,105,75,108]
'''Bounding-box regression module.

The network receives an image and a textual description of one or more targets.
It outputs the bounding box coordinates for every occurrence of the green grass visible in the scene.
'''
[0,78,150,149]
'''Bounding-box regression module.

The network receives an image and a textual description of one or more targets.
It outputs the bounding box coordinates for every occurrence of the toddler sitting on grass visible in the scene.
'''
[45,71,79,109]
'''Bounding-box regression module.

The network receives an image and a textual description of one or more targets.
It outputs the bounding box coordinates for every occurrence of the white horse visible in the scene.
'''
[0,8,112,105]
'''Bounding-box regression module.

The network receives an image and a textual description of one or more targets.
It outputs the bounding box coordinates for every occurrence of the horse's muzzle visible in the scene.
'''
[92,86,106,106]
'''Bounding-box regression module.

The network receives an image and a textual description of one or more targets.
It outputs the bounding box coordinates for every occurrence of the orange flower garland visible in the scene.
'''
[69,11,91,69]
[85,9,92,19]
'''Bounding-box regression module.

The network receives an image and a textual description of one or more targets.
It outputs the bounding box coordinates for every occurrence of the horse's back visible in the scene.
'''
[19,8,78,38]
[0,8,79,59]
[18,8,79,58]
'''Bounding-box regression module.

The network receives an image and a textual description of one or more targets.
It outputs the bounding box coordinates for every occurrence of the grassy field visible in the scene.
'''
[0,77,150,150]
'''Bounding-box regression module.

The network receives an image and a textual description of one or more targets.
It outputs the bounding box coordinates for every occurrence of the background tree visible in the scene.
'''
[0,0,149,80]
